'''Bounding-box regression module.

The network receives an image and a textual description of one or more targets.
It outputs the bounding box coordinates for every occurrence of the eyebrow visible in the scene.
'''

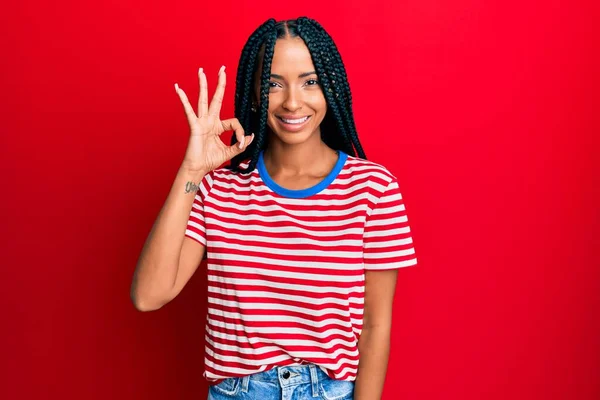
[270,71,317,79]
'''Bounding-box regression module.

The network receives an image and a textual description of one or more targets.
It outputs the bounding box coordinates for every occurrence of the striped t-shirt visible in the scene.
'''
[184,149,417,384]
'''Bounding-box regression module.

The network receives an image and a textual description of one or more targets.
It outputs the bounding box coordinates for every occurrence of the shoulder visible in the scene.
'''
[212,159,254,179]
[206,159,256,189]
[343,154,398,191]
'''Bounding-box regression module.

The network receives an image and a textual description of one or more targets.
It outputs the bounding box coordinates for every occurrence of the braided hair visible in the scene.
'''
[226,17,367,174]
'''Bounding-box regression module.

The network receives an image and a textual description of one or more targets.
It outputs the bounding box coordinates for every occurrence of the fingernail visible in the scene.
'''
[219,65,225,75]
[199,67,203,74]
[239,137,245,149]
[174,83,178,92]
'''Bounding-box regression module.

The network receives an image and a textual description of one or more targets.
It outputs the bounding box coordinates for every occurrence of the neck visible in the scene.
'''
[263,134,337,176]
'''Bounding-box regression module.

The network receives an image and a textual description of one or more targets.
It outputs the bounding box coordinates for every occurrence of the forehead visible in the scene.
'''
[270,37,315,74]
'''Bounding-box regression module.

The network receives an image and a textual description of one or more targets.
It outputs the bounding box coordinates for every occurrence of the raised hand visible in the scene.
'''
[175,66,254,174]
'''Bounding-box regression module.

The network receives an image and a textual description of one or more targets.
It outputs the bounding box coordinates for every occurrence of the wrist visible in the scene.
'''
[178,164,208,182]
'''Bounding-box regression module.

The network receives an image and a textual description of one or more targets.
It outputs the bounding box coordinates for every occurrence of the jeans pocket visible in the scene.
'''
[210,377,241,397]
[318,378,355,400]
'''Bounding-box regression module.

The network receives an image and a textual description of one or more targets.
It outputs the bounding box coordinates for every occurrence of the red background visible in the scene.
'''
[2,1,598,399]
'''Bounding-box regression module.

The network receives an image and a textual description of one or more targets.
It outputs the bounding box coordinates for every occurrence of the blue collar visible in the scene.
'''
[257,149,348,199]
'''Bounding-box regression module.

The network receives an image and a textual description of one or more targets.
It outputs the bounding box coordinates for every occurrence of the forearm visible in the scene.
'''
[354,327,391,400]
[130,165,206,311]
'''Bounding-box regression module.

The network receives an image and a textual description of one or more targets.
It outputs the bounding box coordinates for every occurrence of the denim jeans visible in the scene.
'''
[207,363,355,400]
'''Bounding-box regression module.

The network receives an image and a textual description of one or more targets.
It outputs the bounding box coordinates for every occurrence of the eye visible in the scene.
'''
[268,81,280,89]
[305,79,320,86]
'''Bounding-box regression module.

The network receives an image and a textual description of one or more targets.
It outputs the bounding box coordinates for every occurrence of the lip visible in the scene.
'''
[275,115,312,132]
[278,115,310,119]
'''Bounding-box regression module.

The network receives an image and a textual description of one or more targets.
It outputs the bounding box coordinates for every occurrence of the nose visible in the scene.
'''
[282,86,303,112]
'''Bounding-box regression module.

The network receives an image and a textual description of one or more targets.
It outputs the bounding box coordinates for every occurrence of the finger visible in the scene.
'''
[197,67,208,118]
[226,132,254,160]
[220,118,245,141]
[175,83,198,127]
[233,122,246,149]
[208,65,226,117]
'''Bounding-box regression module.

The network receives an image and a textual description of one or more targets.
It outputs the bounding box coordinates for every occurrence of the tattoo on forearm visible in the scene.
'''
[185,181,200,194]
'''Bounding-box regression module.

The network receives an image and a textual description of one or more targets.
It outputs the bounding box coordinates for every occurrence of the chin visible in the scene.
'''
[274,132,311,145]
[267,118,322,145]
[269,127,318,145]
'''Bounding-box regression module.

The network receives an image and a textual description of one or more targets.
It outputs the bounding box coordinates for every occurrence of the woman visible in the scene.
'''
[131,17,417,400]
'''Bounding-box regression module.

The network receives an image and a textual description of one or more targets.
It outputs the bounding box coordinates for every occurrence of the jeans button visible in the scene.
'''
[282,370,290,379]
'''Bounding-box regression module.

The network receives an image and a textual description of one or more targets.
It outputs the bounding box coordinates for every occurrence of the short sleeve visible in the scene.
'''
[363,177,417,270]
[184,170,215,247]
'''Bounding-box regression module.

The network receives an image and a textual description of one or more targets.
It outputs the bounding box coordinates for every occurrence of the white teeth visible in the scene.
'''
[280,116,309,124]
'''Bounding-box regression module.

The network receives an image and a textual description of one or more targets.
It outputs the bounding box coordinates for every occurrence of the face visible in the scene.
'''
[253,37,327,145]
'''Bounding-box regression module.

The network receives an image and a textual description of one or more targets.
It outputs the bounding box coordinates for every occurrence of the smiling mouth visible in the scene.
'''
[276,115,311,124]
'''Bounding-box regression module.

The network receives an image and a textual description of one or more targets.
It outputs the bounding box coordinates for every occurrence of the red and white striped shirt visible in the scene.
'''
[184,149,417,384]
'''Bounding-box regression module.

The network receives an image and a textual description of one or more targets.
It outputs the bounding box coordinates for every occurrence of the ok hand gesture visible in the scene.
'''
[175,66,254,174]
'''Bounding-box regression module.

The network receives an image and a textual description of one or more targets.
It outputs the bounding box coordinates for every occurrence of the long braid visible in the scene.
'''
[299,17,367,160]
[227,17,367,174]
[234,19,276,137]
[296,19,354,156]
[246,28,278,173]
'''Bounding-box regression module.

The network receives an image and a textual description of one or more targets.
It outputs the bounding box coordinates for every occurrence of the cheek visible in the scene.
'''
[309,93,327,113]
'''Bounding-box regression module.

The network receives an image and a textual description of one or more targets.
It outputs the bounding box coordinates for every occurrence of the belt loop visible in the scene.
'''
[240,374,250,393]
[308,364,319,397]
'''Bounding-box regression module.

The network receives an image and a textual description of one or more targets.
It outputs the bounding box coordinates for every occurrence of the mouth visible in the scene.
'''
[275,115,312,131]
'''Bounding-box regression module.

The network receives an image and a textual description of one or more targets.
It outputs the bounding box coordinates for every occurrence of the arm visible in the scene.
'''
[354,269,399,400]
[130,165,207,312]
